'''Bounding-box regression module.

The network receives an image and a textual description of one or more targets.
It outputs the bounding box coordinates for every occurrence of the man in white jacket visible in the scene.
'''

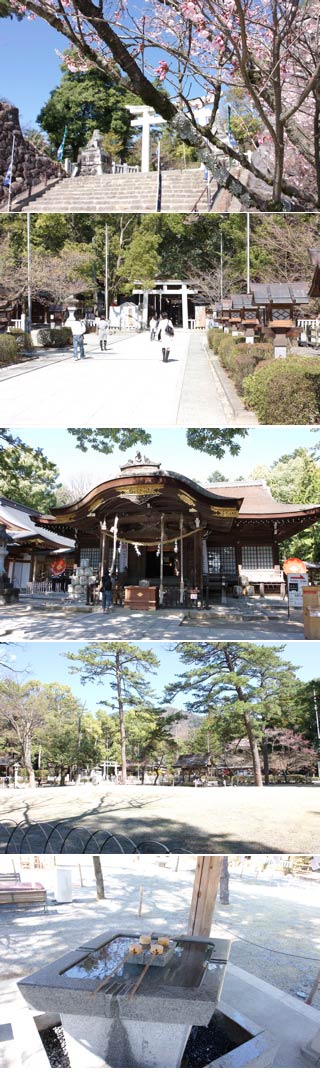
[65,311,86,361]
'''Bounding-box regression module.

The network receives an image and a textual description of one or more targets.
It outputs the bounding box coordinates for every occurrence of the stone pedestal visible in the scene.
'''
[19,931,231,1070]
[273,333,288,358]
[61,1013,191,1068]
[77,130,112,176]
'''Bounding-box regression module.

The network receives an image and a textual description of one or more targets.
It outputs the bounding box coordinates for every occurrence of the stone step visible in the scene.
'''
[24,169,215,213]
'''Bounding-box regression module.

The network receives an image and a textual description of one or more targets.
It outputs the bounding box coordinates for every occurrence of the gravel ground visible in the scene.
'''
[39,1026,70,1068]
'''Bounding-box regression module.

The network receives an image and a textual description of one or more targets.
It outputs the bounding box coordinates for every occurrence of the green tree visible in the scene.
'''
[165,643,299,787]
[66,643,160,783]
[207,470,226,483]
[126,706,181,781]
[294,678,320,751]
[250,448,320,561]
[37,65,132,159]
[186,430,248,458]
[0,679,46,786]
[67,428,247,459]
[39,683,103,782]
[0,429,61,511]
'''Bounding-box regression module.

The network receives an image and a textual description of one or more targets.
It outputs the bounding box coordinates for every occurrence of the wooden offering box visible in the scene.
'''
[124,585,159,610]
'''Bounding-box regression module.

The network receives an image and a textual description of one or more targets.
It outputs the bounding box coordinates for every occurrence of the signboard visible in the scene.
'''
[283,558,307,614]
[287,573,307,609]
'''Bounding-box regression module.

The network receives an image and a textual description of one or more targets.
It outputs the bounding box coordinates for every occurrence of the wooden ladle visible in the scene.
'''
[128,943,164,1000]
[93,943,143,994]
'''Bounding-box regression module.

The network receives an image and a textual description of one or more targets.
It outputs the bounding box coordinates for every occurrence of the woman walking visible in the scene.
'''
[157,312,174,362]
[96,314,108,352]
[100,571,113,612]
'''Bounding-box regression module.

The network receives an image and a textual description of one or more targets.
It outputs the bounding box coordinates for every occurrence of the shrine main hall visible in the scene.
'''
[3,456,320,607]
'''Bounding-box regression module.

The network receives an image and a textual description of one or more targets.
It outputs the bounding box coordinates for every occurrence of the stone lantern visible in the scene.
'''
[64,294,80,317]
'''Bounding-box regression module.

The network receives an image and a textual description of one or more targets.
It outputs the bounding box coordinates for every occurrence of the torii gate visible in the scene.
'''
[127,101,223,173]
[127,105,166,172]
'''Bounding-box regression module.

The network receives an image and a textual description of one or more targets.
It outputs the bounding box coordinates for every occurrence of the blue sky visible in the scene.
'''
[11,426,319,487]
[0,18,65,128]
[5,641,319,711]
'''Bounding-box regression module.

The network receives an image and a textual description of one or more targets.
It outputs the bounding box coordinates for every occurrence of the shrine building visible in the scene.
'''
[4,456,320,606]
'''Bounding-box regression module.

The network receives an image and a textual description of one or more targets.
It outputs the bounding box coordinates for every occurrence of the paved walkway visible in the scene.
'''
[0,785,319,852]
[0,330,238,425]
[0,602,305,640]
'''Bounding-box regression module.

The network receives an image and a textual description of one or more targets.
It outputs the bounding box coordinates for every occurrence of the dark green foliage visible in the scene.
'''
[243,357,320,423]
[207,331,273,395]
[0,334,18,362]
[0,429,61,510]
[49,327,72,347]
[67,428,152,453]
[6,329,33,351]
[37,67,132,159]
[186,429,247,458]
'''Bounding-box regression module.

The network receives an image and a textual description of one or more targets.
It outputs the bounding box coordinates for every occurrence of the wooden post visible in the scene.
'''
[188,856,223,936]
[159,513,164,605]
[110,514,118,573]
[180,514,184,604]
[99,519,107,583]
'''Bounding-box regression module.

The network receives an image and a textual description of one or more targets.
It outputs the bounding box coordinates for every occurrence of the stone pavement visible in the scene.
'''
[0,330,246,426]
[0,601,305,640]
[0,784,319,852]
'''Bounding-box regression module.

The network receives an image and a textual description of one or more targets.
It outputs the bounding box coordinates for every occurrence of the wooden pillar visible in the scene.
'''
[99,519,107,583]
[180,514,184,604]
[193,531,197,587]
[188,856,223,936]
[199,530,203,601]
[159,513,165,605]
[110,514,118,574]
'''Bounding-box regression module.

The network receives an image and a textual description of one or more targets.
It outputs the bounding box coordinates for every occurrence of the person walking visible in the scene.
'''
[100,570,113,612]
[65,310,86,361]
[149,314,157,341]
[96,314,108,352]
[157,312,174,362]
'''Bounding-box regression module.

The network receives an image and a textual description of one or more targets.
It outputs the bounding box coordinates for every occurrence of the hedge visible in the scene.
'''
[50,326,72,347]
[207,330,273,394]
[37,326,72,348]
[243,356,320,423]
[8,328,33,351]
[0,333,18,363]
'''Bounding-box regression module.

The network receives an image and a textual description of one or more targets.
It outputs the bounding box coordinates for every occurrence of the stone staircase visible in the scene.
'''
[20,168,240,213]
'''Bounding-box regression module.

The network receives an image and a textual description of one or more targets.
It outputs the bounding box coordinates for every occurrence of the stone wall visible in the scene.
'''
[0,100,61,203]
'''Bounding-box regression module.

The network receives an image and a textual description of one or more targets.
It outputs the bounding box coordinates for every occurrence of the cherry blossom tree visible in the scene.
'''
[9,0,320,207]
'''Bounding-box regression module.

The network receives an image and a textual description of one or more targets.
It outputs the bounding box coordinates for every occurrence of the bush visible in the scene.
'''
[37,327,51,347]
[49,326,72,347]
[207,330,273,394]
[0,333,18,363]
[8,328,33,351]
[243,356,320,423]
[36,326,72,348]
